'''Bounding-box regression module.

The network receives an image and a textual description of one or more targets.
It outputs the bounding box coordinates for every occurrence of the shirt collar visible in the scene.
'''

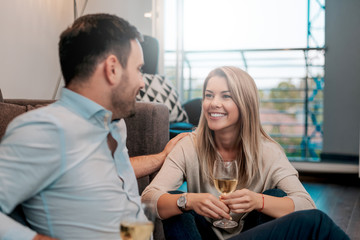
[58,88,114,128]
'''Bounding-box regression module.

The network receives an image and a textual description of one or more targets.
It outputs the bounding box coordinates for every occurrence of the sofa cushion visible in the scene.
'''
[26,104,50,111]
[4,99,55,107]
[137,74,189,123]
[0,102,27,139]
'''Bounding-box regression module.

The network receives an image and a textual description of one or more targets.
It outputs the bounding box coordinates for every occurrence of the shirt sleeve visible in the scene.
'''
[261,141,316,210]
[141,136,189,219]
[276,175,316,210]
[0,113,64,238]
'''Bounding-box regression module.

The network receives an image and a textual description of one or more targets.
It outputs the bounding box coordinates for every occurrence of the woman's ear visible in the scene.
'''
[104,54,122,85]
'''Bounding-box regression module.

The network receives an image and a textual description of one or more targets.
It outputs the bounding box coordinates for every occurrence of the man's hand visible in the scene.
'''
[161,132,189,157]
[130,132,189,178]
[33,234,58,240]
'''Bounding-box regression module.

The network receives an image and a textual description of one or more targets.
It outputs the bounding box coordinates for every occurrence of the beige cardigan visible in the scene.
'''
[142,134,316,239]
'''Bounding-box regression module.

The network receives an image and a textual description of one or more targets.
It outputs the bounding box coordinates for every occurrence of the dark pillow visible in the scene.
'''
[137,74,189,123]
[0,89,3,102]
[0,102,26,140]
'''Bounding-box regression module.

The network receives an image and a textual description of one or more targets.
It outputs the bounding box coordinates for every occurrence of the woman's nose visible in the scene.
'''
[210,96,221,108]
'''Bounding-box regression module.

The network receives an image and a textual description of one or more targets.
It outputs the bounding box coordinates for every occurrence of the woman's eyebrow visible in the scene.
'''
[205,90,230,93]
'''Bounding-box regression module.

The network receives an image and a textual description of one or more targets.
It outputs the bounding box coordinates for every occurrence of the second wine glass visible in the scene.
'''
[212,158,239,228]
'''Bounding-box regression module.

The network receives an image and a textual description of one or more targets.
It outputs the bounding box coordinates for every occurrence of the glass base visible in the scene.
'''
[213,219,238,229]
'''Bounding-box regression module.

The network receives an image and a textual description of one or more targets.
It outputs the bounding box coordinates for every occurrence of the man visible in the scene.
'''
[0,13,184,240]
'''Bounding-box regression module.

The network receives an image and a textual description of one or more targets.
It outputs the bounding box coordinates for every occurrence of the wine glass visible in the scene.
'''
[212,158,239,228]
[120,202,155,240]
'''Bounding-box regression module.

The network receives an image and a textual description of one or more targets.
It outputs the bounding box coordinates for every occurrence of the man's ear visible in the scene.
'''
[104,54,122,85]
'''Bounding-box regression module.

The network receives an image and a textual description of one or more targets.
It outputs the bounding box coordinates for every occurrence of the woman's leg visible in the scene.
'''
[230,209,350,240]
[162,210,218,240]
[162,190,218,240]
[242,188,287,231]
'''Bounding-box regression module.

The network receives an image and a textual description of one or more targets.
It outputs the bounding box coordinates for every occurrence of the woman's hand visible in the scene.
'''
[187,193,232,220]
[220,188,262,214]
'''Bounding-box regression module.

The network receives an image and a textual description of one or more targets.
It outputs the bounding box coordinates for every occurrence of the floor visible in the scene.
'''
[300,173,360,240]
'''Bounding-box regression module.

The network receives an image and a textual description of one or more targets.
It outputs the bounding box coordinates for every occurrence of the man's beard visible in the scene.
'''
[110,73,137,120]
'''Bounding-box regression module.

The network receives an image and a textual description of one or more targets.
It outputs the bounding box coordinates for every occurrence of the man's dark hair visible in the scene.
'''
[59,13,142,86]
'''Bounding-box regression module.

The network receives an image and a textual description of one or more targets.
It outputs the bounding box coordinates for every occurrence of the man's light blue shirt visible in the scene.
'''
[0,88,146,240]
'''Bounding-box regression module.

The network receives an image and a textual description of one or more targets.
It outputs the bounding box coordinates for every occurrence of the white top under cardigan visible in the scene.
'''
[142,134,316,240]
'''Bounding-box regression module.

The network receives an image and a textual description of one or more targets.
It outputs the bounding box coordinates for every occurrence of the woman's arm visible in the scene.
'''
[142,134,231,220]
[275,174,316,211]
[221,189,294,218]
[221,174,315,218]
[224,140,314,217]
[141,135,193,218]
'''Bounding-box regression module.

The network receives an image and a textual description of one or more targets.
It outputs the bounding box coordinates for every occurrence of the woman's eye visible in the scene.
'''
[205,94,213,98]
[223,95,232,99]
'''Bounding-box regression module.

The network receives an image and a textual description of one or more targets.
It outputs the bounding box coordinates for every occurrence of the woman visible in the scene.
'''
[142,66,348,240]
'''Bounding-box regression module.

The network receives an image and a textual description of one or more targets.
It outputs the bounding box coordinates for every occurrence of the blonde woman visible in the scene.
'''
[142,66,348,240]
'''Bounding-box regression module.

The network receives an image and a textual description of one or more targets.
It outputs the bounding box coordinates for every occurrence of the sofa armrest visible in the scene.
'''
[124,101,169,194]
[124,102,169,240]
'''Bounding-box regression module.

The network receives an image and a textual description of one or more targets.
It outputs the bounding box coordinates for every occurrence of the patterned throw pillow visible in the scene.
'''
[137,74,189,123]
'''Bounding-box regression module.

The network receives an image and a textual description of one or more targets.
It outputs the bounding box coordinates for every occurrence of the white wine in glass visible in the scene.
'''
[214,178,238,194]
[120,221,154,240]
[120,202,155,240]
[213,159,239,228]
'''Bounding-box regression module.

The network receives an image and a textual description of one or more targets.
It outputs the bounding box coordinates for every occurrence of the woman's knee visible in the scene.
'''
[297,209,325,218]
[304,209,329,221]
[290,209,329,225]
[263,188,287,197]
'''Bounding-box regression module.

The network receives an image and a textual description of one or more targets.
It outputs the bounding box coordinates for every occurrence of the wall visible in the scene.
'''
[79,0,152,36]
[0,0,73,99]
[0,0,152,100]
[323,0,360,157]
[53,0,153,98]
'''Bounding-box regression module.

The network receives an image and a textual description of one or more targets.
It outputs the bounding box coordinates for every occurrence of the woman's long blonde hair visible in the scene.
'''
[195,66,274,187]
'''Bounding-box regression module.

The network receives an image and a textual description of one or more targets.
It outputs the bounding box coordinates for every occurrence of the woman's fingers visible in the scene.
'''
[188,193,231,219]
[220,189,261,213]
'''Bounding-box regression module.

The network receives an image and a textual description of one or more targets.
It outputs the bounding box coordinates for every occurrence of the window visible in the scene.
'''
[163,0,325,161]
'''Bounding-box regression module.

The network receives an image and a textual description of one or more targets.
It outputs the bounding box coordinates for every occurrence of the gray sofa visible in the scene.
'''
[0,89,168,239]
